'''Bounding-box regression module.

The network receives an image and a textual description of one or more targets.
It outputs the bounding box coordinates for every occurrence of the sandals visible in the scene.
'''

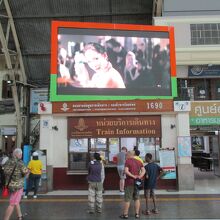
[119,214,128,219]
[18,213,27,219]
[142,210,151,215]
[119,213,140,219]
[151,209,159,214]
[135,213,140,219]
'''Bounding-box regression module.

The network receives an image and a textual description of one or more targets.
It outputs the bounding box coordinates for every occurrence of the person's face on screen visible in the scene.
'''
[125,52,137,69]
[84,49,107,72]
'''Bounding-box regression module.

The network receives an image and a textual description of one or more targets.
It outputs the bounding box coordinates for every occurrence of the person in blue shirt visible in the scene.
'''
[142,153,164,215]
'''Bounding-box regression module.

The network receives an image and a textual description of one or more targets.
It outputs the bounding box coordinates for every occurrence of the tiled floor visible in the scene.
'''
[1,169,220,219]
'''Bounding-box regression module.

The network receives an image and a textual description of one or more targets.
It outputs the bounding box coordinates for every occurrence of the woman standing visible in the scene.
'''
[3,148,29,220]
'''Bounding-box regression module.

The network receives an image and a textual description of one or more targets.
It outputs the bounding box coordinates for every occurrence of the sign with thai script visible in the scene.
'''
[68,116,161,138]
[190,101,220,125]
[53,100,173,114]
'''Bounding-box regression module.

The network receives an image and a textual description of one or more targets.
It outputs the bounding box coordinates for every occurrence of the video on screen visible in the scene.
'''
[56,28,172,96]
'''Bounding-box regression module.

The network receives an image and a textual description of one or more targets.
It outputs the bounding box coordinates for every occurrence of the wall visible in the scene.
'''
[163,0,220,16]
[161,115,177,149]
[39,115,68,167]
[154,16,220,65]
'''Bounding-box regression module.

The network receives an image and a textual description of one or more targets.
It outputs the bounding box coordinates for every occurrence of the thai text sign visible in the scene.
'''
[68,116,161,138]
[53,100,173,114]
[190,101,220,125]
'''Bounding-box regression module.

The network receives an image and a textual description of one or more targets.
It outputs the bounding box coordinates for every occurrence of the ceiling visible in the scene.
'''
[1,0,154,86]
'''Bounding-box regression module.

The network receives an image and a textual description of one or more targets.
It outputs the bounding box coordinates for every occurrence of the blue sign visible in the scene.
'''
[30,89,48,114]
[188,65,220,77]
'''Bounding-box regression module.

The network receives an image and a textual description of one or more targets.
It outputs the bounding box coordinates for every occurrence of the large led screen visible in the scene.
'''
[50,21,177,101]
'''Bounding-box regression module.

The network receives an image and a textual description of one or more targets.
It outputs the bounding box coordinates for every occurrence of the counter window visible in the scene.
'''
[68,137,161,172]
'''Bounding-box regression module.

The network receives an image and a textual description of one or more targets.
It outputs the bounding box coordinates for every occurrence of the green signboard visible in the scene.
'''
[190,117,220,126]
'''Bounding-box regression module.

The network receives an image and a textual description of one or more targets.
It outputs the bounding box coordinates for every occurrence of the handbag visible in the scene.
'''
[1,163,17,198]
[133,160,143,190]
[135,178,143,190]
[2,186,9,198]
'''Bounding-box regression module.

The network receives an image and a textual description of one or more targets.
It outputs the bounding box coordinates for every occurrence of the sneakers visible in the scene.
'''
[23,195,38,199]
[119,190,125,195]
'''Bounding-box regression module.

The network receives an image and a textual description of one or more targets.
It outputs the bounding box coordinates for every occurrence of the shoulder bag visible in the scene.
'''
[2,163,17,198]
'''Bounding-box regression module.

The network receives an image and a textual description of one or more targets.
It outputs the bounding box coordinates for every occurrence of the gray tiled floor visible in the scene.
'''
[0,169,220,219]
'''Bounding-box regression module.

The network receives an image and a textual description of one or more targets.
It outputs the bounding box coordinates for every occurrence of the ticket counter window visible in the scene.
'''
[109,138,120,164]
[138,137,161,162]
[90,138,107,161]
[68,139,89,170]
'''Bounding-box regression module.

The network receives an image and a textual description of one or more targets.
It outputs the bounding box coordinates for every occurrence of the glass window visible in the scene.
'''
[190,23,220,45]
[137,137,161,162]
[109,138,120,163]
[90,138,107,161]
[68,139,88,170]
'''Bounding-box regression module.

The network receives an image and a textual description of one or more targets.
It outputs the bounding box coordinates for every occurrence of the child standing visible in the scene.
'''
[142,153,164,215]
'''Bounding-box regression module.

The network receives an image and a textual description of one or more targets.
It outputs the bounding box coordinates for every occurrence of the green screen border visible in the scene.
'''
[50,74,177,101]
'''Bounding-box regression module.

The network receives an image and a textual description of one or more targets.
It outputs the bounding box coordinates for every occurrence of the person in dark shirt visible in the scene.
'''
[87,152,103,214]
[142,153,164,215]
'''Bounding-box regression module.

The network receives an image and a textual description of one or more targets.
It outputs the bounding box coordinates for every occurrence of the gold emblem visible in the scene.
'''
[74,118,88,131]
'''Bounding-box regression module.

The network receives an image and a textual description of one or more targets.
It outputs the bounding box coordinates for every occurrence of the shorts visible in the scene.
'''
[144,188,155,198]
[124,185,140,202]
[117,165,125,179]
[10,188,23,205]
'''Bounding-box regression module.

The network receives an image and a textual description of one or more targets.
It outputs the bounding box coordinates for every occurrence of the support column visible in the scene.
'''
[176,112,194,190]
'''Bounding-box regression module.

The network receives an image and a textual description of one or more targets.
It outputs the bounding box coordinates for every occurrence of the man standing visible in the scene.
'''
[117,146,127,193]
[142,153,164,215]
[87,152,103,214]
[120,151,145,219]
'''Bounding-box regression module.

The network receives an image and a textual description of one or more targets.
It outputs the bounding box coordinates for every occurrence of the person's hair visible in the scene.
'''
[135,149,140,156]
[145,153,152,161]
[94,152,101,161]
[13,148,22,158]
[133,146,138,151]
[126,150,135,158]
[106,38,120,48]
[33,156,38,160]
[84,42,106,55]
[121,146,127,152]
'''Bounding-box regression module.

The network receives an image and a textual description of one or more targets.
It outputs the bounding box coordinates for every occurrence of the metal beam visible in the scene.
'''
[0,23,23,148]
[153,0,163,17]
[0,0,28,148]
[3,0,27,83]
